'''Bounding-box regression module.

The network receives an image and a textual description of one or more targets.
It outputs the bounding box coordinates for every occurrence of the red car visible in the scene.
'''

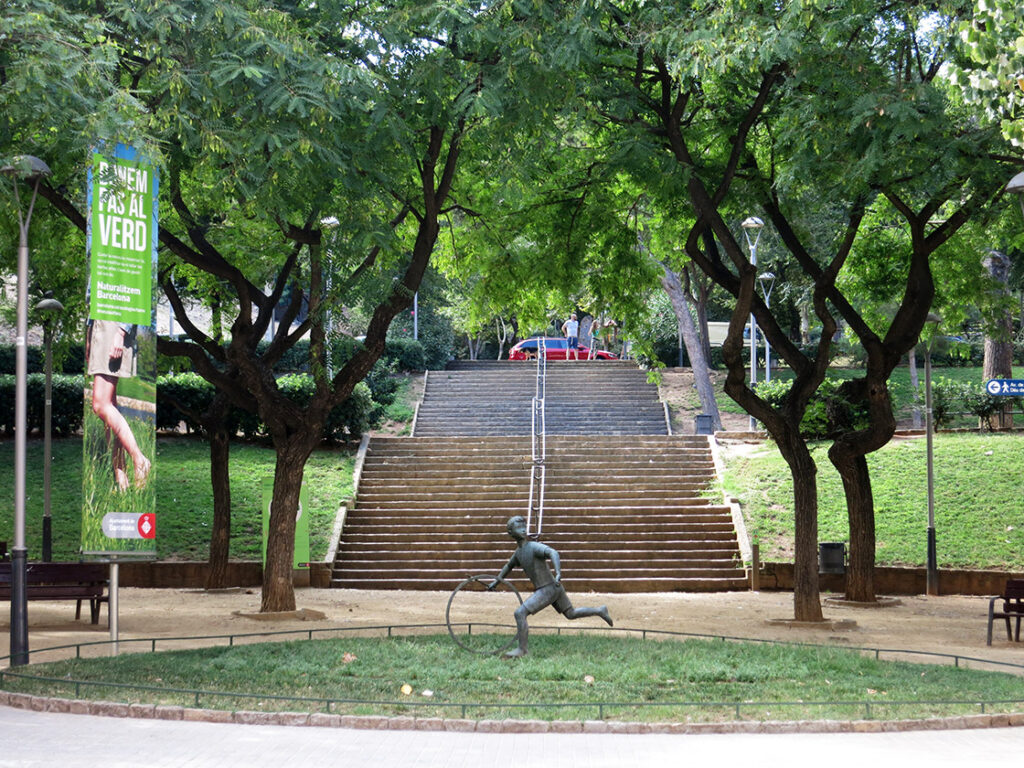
[508,337,618,361]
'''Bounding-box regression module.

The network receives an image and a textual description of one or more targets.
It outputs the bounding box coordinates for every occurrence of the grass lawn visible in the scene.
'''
[0,436,356,562]
[6,633,1023,722]
[724,432,1024,569]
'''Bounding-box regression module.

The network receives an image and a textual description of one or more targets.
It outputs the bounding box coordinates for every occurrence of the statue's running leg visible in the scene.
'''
[504,605,530,657]
[563,605,613,626]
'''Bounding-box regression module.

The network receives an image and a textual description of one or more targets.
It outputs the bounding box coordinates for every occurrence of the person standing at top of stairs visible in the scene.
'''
[561,313,579,360]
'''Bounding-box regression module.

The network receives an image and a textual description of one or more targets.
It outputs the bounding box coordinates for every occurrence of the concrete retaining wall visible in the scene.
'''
[116,561,334,588]
[116,559,1022,596]
[760,562,1024,596]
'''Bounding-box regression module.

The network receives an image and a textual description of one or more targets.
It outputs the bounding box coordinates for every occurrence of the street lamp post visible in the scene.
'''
[742,217,764,430]
[35,293,64,562]
[924,311,941,597]
[758,272,776,383]
[2,154,52,666]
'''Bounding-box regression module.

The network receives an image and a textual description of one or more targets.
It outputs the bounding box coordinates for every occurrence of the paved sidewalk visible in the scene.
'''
[3,588,1023,767]
[2,705,1023,768]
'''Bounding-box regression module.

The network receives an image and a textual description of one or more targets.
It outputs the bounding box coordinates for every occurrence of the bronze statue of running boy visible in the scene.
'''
[489,515,613,657]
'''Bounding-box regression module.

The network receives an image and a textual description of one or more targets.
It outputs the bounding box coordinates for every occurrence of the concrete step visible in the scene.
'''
[330,575,750,592]
[341,530,738,546]
[336,554,739,570]
[337,540,740,555]
[344,514,735,531]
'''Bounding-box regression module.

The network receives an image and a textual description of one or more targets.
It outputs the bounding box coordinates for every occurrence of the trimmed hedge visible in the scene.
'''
[155,372,377,443]
[0,374,85,436]
[0,343,85,375]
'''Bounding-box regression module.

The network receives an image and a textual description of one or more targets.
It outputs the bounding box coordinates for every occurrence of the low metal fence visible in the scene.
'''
[3,623,1023,722]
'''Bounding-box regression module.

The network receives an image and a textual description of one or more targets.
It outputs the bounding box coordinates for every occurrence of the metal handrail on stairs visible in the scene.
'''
[527,339,547,537]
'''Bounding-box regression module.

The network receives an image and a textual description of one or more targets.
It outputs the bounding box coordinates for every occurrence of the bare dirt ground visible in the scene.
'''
[4,587,1022,672]
[657,368,752,434]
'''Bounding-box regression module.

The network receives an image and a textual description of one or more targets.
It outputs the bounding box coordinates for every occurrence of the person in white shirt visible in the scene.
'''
[560,312,579,360]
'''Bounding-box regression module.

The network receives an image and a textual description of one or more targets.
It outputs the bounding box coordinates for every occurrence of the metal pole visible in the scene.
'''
[924,343,938,596]
[5,156,50,666]
[763,291,772,384]
[413,292,418,341]
[110,558,119,655]
[748,242,758,430]
[42,321,53,562]
[11,215,31,666]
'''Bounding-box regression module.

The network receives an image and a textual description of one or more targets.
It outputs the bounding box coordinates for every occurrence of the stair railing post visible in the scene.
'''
[527,339,547,537]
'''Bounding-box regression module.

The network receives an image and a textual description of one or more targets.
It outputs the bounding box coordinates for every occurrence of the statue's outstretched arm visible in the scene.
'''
[488,555,517,590]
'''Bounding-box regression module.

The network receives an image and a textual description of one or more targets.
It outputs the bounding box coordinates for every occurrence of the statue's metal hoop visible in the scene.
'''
[445,574,524,655]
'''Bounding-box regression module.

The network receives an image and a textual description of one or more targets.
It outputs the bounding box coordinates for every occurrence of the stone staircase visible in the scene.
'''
[413,359,667,436]
[330,361,748,592]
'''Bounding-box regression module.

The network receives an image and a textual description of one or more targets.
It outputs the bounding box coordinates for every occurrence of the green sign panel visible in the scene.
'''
[82,143,158,557]
[88,145,156,324]
[262,478,311,569]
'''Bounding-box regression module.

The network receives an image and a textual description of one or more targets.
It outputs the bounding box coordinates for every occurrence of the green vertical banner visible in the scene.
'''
[82,143,159,556]
[262,478,310,569]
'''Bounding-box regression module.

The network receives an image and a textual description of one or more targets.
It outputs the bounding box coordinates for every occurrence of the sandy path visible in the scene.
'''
[5,587,1022,672]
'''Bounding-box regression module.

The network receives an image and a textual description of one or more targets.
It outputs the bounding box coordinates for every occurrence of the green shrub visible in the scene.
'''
[156,372,378,443]
[384,337,426,371]
[0,374,85,435]
[930,378,968,427]
[0,342,85,375]
[155,372,217,432]
[754,376,869,439]
[931,378,1023,429]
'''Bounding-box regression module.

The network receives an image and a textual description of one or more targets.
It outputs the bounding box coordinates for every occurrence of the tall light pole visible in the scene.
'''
[742,216,764,429]
[924,311,941,597]
[758,272,776,383]
[35,293,64,562]
[2,154,52,666]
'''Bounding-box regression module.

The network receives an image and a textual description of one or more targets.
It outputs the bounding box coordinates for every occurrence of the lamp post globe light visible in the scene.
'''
[34,293,64,562]
[2,154,52,666]
[741,216,764,430]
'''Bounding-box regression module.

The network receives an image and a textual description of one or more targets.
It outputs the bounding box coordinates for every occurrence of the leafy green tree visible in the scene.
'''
[569,0,1017,618]
[4,0,537,611]
[955,0,1024,147]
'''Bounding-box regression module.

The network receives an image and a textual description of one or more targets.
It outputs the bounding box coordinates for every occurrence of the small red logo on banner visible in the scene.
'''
[138,513,156,539]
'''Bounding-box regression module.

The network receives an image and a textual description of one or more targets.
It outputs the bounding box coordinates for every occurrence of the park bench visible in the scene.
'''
[986,578,1024,645]
[0,562,109,625]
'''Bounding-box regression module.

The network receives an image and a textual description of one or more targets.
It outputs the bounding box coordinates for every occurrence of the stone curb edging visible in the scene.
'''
[3,690,1022,735]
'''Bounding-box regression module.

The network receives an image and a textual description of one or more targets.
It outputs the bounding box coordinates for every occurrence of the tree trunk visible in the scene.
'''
[799,302,812,345]
[660,263,723,431]
[495,318,508,360]
[827,376,898,604]
[830,451,875,602]
[982,250,1014,429]
[687,266,714,366]
[261,436,318,612]
[205,424,232,590]
[782,437,824,622]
